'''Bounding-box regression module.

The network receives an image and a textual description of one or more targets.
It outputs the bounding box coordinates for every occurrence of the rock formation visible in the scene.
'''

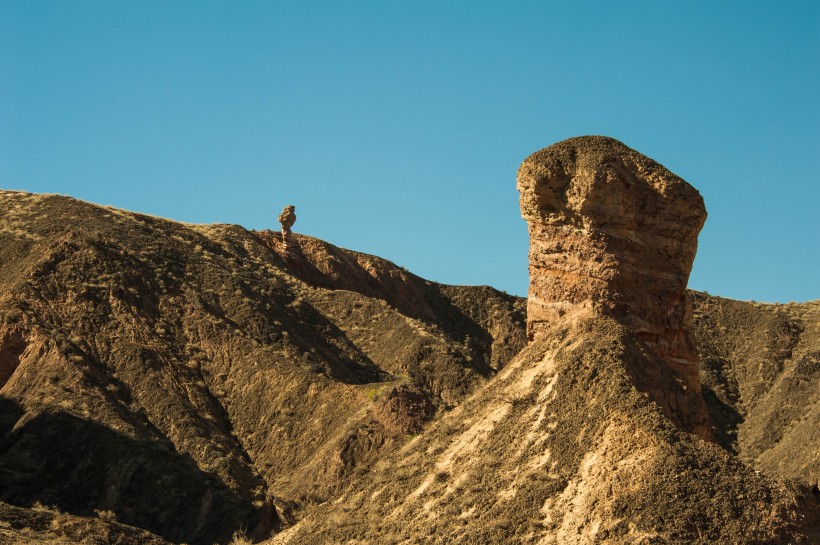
[278,205,296,247]
[517,136,710,437]
[1,180,819,544]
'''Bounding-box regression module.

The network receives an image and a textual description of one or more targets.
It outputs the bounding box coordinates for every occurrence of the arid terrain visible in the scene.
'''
[1,137,818,544]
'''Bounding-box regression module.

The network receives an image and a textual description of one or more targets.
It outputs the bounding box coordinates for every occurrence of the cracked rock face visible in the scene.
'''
[517,136,709,437]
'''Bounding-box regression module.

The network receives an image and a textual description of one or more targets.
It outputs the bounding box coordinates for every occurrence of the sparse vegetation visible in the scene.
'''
[94,508,117,521]
[228,528,252,545]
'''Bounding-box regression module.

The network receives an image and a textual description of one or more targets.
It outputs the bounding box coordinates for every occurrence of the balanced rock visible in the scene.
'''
[517,136,710,436]
[278,205,296,235]
[278,204,297,251]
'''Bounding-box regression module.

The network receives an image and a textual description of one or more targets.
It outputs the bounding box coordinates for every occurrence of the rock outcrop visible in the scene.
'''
[278,205,296,250]
[278,205,296,235]
[517,136,710,437]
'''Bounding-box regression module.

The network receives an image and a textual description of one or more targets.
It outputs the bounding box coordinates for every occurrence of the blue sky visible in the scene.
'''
[1,1,818,302]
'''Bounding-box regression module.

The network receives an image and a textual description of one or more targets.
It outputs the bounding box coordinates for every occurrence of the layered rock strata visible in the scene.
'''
[517,136,710,437]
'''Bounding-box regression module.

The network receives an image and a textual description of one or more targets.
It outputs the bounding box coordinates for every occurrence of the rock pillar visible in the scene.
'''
[278,205,296,250]
[517,136,710,438]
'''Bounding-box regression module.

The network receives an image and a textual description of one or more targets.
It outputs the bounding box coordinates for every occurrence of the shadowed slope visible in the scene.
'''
[693,293,820,489]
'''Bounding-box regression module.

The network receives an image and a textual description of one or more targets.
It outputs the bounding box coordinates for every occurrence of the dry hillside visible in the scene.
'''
[0,143,818,545]
[693,293,820,488]
[0,190,525,544]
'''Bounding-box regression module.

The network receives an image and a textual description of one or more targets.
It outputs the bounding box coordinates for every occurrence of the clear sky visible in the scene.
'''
[2,1,818,302]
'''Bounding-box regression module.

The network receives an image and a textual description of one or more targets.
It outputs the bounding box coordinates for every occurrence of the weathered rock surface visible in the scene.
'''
[277,205,296,235]
[277,205,296,250]
[517,136,710,438]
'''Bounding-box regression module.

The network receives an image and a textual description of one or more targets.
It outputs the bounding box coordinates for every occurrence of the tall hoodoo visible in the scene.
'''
[278,204,296,249]
[517,136,709,436]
